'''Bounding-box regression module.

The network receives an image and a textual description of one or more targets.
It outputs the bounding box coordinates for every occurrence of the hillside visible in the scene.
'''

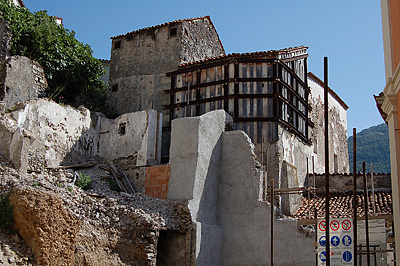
[348,123,391,173]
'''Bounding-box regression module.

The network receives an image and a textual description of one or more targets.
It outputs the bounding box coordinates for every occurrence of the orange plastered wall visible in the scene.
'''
[391,0,400,73]
[144,165,170,199]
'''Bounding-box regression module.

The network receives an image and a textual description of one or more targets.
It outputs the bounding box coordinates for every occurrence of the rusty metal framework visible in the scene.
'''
[165,56,310,143]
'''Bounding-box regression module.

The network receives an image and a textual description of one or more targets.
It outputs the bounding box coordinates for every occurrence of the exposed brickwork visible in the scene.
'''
[144,165,170,199]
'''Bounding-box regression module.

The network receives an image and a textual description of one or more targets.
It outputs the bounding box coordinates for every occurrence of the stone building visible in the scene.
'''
[108,16,349,215]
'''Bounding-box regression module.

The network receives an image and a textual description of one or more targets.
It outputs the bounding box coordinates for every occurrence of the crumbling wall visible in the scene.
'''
[108,25,180,124]
[168,110,315,266]
[0,99,162,191]
[3,56,47,110]
[179,17,225,64]
[0,15,10,105]
[308,76,349,174]
[219,130,314,266]
[168,110,228,265]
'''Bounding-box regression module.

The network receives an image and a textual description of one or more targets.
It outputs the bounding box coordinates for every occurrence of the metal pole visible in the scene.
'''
[363,162,371,266]
[307,157,310,219]
[353,128,358,266]
[313,156,317,266]
[324,56,330,266]
[371,163,376,214]
[270,178,274,266]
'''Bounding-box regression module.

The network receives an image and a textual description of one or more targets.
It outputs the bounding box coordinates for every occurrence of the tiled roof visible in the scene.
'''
[111,15,213,40]
[178,46,308,69]
[293,191,392,220]
[99,59,110,64]
[308,72,349,110]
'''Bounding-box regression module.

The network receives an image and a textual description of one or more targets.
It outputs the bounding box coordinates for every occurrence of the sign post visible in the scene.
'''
[317,218,354,266]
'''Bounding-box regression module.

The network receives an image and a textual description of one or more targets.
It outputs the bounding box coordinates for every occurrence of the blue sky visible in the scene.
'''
[24,0,385,136]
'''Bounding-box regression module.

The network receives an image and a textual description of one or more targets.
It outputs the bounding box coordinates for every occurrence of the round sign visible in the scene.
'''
[331,236,340,247]
[319,236,326,247]
[319,221,326,232]
[342,235,352,246]
[319,251,326,262]
[342,219,352,230]
[343,251,353,262]
[330,220,340,231]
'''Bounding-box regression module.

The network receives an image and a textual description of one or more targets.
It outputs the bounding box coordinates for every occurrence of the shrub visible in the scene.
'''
[75,172,92,190]
[107,177,120,192]
[0,0,107,111]
[0,196,14,234]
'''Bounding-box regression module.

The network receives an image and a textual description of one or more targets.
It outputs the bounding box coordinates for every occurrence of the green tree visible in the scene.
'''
[0,0,107,111]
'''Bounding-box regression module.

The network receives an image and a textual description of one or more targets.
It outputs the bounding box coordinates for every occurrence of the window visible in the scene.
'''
[114,40,121,49]
[118,123,126,135]
[169,27,177,37]
[112,84,118,92]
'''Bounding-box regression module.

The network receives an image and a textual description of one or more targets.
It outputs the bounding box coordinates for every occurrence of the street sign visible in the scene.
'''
[317,218,354,266]
[319,236,326,247]
[331,236,340,247]
[342,219,352,231]
[342,235,352,246]
[319,220,326,232]
[330,220,340,231]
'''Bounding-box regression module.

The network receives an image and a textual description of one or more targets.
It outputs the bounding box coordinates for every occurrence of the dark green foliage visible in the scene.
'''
[0,196,14,234]
[75,172,92,190]
[348,123,391,173]
[0,0,107,111]
[107,177,120,192]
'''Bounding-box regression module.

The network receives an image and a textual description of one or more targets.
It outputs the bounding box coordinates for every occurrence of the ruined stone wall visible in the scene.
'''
[0,99,162,191]
[308,76,349,174]
[108,24,181,124]
[3,56,47,110]
[179,17,225,64]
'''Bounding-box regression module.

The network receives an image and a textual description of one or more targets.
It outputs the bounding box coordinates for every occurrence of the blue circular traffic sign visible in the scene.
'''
[331,236,340,247]
[342,235,352,246]
[319,236,326,247]
[319,251,326,262]
[343,251,352,262]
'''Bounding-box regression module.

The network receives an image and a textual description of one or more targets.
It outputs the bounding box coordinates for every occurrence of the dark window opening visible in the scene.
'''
[112,84,118,92]
[169,27,177,37]
[114,40,121,49]
[118,123,126,135]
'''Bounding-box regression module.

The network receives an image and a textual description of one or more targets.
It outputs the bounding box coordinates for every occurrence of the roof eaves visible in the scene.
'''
[111,15,212,40]
[177,46,308,68]
[308,72,349,110]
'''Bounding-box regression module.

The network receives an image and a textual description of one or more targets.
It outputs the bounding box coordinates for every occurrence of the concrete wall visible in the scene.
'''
[168,110,315,266]
[219,130,314,266]
[168,110,228,265]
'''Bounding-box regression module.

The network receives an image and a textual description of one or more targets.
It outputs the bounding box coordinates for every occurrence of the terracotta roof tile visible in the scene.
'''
[293,191,392,220]
[111,15,213,40]
[177,46,308,68]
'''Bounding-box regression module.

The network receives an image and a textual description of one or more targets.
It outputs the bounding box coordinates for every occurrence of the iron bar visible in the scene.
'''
[371,163,376,214]
[324,56,330,266]
[307,157,310,219]
[353,128,358,266]
[270,178,274,266]
[363,162,371,266]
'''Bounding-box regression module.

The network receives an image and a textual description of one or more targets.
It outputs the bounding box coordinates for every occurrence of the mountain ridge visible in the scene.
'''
[348,123,390,173]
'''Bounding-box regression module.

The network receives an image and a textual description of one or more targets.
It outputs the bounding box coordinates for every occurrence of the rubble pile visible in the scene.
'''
[0,154,192,265]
